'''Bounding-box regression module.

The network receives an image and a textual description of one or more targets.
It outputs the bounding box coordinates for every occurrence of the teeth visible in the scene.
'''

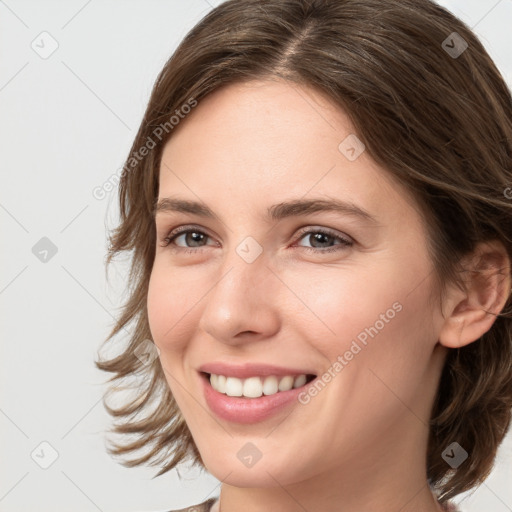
[209,373,311,398]
[262,376,278,395]
[216,374,226,393]
[293,374,307,388]
[278,375,294,392]
[243,376,264,398]
[225,376,243,396]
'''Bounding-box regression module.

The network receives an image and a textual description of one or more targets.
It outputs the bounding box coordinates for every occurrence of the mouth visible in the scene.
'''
[199,370,319,423]
[200,371,317,399]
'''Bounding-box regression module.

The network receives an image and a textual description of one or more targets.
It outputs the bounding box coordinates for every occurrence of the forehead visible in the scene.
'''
[162,78,352,174]
[157,79,418,226]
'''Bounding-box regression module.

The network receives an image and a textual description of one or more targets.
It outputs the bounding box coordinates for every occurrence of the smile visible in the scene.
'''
[206,373,316,398]
[199,371,319,424]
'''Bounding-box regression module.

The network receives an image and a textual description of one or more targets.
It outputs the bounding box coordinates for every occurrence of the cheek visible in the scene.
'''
[294,252,436,367]
[147,268,200,405]
[292,266,437,453]
[146,265,197,353]
[147,270,168,344]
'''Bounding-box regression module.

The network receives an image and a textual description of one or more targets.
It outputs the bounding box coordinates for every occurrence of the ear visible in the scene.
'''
[438,240,511,349]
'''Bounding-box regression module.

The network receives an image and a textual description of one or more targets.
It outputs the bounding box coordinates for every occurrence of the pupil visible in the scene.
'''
[188,232,204,247]
[312,233,332,247]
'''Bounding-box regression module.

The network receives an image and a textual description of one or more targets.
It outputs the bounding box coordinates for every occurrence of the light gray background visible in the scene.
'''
[1,1,511,511]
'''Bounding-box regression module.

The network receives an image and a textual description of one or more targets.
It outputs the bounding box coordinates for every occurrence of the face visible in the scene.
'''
[147,79,447,489]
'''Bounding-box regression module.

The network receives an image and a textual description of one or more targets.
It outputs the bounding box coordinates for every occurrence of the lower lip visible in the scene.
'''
[200,373,315,424]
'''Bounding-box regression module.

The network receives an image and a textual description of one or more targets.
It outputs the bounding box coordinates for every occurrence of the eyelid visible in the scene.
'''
[160,224,217,247]
[159,223,354,253]
[294,225,353,245]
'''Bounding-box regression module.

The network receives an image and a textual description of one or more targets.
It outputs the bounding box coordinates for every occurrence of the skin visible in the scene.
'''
[147,78,511,512]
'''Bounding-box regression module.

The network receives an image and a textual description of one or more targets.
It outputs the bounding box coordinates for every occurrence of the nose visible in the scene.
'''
[198,250,281,345]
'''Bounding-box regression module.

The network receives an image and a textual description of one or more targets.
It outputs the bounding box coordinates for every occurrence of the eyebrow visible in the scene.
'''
[154,197,378,224]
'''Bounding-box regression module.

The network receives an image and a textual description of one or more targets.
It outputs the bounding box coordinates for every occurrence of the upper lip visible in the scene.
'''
[198,362,317,379]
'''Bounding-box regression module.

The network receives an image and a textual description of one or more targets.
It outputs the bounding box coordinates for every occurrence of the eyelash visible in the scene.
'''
[159,225,353,254]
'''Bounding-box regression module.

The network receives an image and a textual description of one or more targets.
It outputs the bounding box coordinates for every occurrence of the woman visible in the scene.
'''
[95,1,512,511]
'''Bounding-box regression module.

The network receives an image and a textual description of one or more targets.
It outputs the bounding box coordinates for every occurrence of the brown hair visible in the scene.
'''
[95,0,512,503]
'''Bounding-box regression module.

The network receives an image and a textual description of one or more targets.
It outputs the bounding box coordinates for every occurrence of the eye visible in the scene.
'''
[159,225,353,254]
[160,225,215,252]
[293,227,353,253]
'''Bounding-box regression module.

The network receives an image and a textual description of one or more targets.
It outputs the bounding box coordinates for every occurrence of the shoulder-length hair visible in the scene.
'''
[95,0,512,503]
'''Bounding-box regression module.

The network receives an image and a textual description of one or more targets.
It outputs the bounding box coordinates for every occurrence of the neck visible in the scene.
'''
[218,475,445,512]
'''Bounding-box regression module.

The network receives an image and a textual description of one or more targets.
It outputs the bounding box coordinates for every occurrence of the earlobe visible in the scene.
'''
[438,241,511,349]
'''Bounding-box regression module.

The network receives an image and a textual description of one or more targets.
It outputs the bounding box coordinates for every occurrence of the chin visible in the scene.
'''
[203,447,306,488]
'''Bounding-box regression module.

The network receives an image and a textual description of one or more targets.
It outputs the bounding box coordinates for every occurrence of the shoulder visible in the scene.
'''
[165,497,219,512]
